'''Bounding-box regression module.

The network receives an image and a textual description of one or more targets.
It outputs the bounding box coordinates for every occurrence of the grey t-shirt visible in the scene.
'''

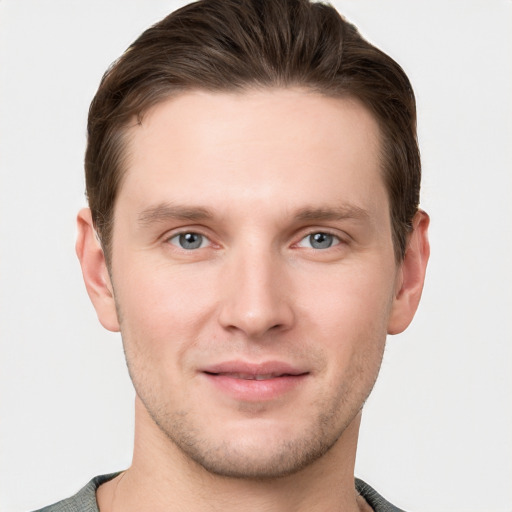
[32,473,405,512]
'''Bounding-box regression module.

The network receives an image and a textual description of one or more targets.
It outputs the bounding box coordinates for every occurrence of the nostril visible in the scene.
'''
[217,282,295,337]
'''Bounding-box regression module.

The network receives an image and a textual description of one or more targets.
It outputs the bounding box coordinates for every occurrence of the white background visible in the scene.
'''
[1,1,511,511]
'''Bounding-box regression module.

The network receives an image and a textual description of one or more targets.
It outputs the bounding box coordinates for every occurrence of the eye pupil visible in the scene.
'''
[179,233,203,250]
[310,232,333,249]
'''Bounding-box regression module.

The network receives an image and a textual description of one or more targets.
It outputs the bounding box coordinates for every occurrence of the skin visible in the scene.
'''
[77,89,429,512]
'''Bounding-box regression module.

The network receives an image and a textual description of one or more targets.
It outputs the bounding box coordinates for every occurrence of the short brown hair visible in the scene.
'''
[85,0,420,262]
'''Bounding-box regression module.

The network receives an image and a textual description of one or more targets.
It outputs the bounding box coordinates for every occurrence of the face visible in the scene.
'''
[84,89,422,478]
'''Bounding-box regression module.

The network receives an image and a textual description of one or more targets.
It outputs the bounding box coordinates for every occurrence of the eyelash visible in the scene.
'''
[165,229,345,252]
[295,231,342,250]
[167,231,212,251]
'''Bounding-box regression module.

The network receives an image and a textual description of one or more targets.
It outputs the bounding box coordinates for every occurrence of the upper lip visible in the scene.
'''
[201,361,309,379]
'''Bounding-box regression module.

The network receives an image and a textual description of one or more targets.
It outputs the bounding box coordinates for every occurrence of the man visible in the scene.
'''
[36,0,429,510]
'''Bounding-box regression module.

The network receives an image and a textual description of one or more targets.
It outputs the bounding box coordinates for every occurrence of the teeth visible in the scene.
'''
[254,374,274,380]
[220,373,282,380]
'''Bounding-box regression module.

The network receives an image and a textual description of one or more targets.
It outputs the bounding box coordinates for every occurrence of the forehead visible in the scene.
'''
[119,88,387,222]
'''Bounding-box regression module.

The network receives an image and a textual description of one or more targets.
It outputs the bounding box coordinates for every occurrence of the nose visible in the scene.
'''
[218,247,295,339]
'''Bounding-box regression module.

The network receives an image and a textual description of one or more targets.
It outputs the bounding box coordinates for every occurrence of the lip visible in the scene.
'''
[200,360,309,402]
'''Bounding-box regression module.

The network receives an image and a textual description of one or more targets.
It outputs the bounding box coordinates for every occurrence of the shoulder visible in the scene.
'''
[31,473,121,512]
[355,478,407,512]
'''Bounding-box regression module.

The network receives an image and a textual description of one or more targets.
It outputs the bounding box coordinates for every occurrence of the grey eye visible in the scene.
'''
[169,232,208,250]
[310,233,334,249]
[298,232,339,249]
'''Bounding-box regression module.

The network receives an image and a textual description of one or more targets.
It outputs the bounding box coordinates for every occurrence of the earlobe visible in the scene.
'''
[75,208,120,332]
[387,210,430,335]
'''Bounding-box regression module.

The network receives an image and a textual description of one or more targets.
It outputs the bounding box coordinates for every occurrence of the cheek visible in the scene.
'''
[112,261,220,366]
[301,263,396,332]
[298,263,394,373]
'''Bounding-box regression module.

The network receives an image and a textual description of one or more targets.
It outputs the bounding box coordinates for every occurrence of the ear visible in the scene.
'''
[387,210,430,335]
[75,208,120,332]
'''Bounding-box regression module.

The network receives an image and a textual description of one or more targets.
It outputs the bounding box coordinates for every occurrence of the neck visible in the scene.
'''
[97,398,367,512]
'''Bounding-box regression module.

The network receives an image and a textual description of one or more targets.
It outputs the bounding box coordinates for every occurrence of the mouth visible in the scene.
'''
[201,361,309,401]
[204,371,305,380]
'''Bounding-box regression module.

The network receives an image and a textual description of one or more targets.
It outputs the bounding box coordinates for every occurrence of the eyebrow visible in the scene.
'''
[137,202,370,227]
[137,203,214,225]
[294,205,370,222]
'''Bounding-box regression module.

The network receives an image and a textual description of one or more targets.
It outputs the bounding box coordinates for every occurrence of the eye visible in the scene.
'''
[168,232,210,250]
[297,232,340,250]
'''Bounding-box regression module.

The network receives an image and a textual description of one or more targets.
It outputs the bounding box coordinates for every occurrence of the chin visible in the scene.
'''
[150,404,356,480]
[177,434,338,480]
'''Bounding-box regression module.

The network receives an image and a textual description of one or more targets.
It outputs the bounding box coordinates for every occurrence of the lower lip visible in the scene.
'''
[203,373,308,401]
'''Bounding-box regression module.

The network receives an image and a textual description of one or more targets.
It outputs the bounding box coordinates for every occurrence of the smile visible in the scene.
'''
[205,372,301,380]
[201,361,309,401]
